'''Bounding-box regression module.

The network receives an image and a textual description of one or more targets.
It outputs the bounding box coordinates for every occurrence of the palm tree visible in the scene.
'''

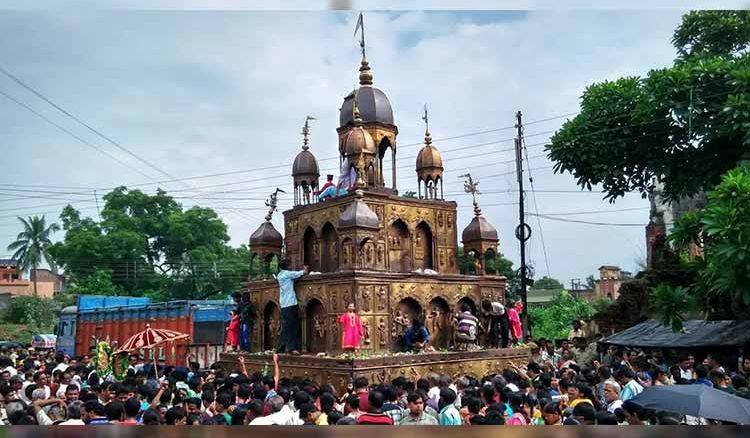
[6,215,60,296]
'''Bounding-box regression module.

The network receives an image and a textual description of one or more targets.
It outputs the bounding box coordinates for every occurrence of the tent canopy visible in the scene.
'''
[599,319,750,348]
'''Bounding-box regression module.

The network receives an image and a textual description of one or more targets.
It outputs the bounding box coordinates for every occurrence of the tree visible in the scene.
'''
[528,291,595,341]
[656,165,750,324]
[66,268,124,297]
[1,295,60,334]
[547,11,750,203]
[402,191,417,198]
[585,275,596,289]
[50,187,249,300]
[6,215,59,296]
[531,276,564,291]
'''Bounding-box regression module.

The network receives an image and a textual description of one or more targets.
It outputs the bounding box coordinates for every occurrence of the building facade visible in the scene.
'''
[0,260,63,298]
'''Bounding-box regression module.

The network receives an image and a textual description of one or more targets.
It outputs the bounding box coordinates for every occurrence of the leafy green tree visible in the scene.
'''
[659,166,750,321]
[1,295,60,333]
[585,275,596,289]
[66,268,124,296]
[528,291,595,341]
[547,11,750,202]
[50,187,248,300]
[6,215,60,296]
[531,276,564,291]
[648,284,695,332]
[402,191,417,198]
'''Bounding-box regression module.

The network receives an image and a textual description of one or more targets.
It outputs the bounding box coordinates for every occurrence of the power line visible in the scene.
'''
[522,126,551,279]
[104,79,744,191]
[0,68,265,226]
[0,65,174,182]
[0,88,156,180]
[531,213,646,227]
[0,143,553,216]
[536,206,649,216]
[4,96,690,224]
[3,72,739,203]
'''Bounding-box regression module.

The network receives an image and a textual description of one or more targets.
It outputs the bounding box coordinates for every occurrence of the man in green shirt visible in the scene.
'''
[399,393,438,425]
[438,388,462,425]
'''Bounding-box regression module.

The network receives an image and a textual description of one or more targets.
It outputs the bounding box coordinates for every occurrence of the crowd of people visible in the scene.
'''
[2,334,749,426]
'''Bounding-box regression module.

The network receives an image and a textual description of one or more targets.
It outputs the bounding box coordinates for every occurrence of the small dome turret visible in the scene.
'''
[416,108,444,200]
[416,128,444,199]
[341,105,377,189]
[249,221,283,248]
[292,116,320,205]
[461,216,499,243]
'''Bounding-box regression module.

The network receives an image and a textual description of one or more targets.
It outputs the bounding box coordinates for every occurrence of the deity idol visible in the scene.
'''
[338,303,365,352]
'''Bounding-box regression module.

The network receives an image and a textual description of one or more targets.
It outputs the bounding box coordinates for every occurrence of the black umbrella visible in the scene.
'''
[629,384,750,424]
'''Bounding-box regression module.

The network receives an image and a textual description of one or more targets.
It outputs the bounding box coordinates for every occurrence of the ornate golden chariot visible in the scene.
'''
[220,49,528,389]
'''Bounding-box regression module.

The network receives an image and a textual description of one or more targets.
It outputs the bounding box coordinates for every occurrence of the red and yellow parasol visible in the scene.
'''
[115,324,190,378]
[115,324,189,353]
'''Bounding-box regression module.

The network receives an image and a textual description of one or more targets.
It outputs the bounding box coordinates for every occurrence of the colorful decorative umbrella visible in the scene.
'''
[115,324,189,379]
[115,324,190,353]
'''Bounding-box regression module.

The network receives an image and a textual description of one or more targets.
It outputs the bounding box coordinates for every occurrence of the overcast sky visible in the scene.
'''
[0,8,696,285]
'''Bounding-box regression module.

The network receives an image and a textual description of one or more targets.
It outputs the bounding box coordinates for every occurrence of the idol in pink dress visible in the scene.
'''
[338,303,365,351]
[508,301,523,341]
[226,311,240,350]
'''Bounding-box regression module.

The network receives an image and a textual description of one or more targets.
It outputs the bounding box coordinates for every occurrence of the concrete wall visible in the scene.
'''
[0,280,56,298]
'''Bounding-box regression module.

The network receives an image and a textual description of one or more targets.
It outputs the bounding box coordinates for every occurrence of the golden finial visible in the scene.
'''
[301,115,316,151]
[354,13,373,86]
[460,173,482,217]
[359,55,373,86]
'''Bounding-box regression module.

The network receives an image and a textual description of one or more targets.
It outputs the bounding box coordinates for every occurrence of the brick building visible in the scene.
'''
[595,265,631,300]
[0,259,64,298]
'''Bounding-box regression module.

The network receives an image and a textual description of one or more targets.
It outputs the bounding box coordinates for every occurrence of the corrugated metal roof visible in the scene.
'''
[599,319,750,348]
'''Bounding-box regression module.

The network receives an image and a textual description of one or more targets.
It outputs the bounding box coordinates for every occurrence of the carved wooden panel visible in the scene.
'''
[358,285,372,313]
[375,285,388,312]
[360,315,374,348]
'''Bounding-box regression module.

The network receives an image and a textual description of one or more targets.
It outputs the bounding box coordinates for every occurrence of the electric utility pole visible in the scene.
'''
[515,110,531,341]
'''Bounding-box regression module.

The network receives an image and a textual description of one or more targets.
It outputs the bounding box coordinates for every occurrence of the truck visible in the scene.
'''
[56,295,233,368]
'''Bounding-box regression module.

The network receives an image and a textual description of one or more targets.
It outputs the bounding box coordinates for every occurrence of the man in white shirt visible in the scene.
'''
[55,371,78,398]
[678,356,693,382]
[247,400,273,425]
[32,372,51,400]
[33,398,66,425]
[603,381,623,413]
